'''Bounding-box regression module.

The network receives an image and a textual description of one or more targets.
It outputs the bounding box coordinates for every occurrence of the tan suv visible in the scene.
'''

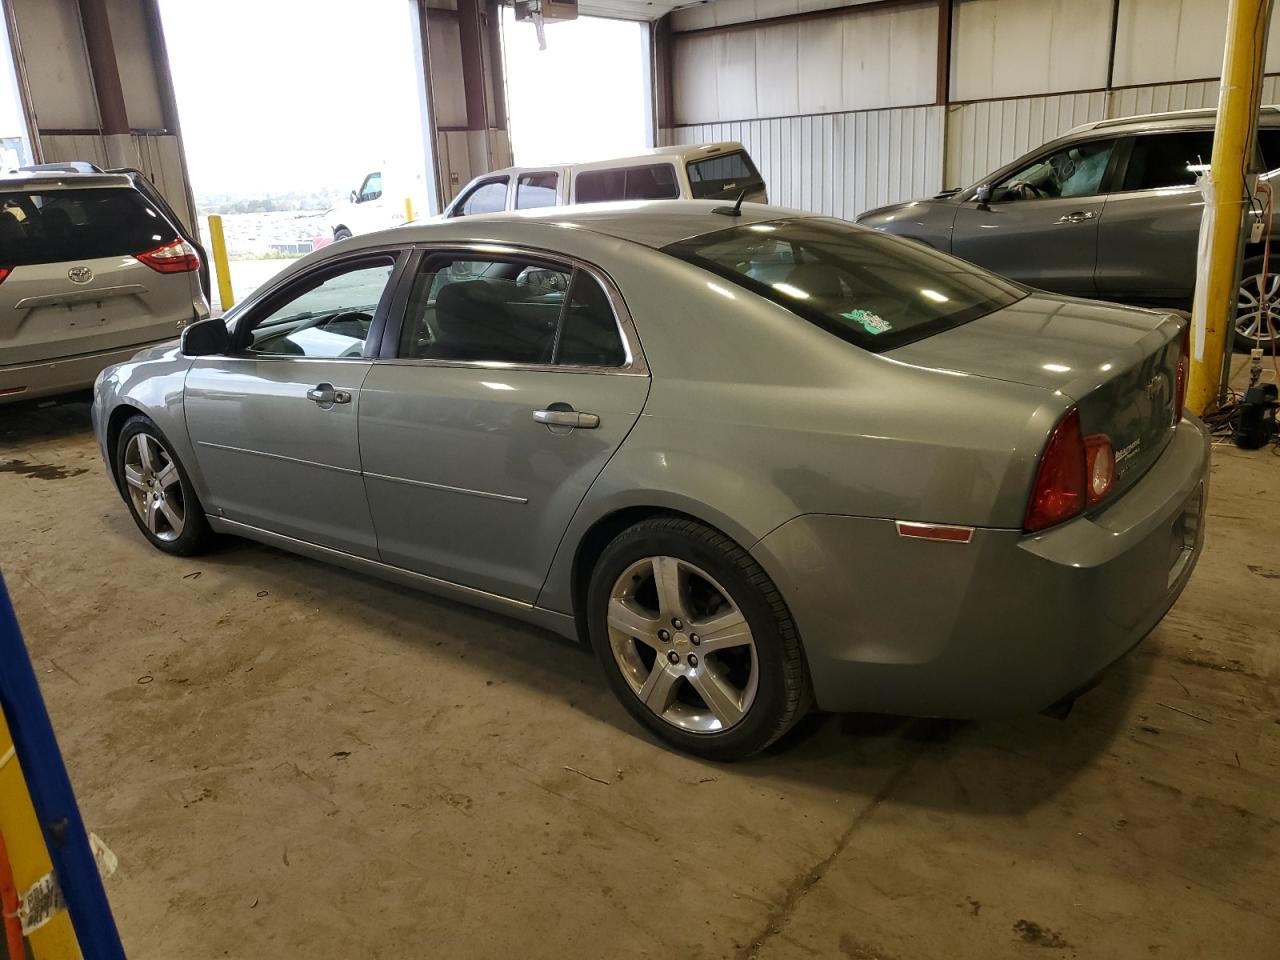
[1,170,209,405]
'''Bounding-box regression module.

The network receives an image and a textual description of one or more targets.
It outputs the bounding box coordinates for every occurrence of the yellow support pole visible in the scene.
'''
[404,196,415,223]
[1188,0,1274,415]
[0,715,80,959]
[207,214,235,312]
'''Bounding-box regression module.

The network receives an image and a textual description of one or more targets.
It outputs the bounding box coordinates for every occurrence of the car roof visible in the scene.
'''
[1066,104,1280,137]
[359,199,814,251]
[483,142,748,178]
[0,170,134,191]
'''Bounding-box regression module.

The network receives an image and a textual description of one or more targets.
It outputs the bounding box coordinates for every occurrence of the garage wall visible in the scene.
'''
[666,0,1280,217]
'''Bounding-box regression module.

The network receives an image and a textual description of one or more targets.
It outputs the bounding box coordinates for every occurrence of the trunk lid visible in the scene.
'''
[890,294,1185,498]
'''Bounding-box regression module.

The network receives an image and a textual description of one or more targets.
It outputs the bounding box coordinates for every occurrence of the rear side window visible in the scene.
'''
[1121,131,1214,191]
[687,150,763,199]
[516,172,559,209]
[0,187,178,266]
[664,218,1026,352]
[575,164,679,203]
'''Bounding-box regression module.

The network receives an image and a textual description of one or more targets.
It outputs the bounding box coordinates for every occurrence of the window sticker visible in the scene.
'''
[841,309,892,335]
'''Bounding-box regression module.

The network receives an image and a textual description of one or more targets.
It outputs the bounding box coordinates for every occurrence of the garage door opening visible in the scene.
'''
[157,0,436,310]
[0,7,33,170]
[500,10,649,166]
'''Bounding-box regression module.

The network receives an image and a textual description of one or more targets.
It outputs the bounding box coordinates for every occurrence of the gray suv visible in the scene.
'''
[857,107,1280,350]
[1,170,209,405]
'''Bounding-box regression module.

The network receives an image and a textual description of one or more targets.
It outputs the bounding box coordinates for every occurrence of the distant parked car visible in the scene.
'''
[442,142,768,220]
[1,169,209,405]
[324,163,432,242]
[857,106,1280,351]
[92,201,1205,760]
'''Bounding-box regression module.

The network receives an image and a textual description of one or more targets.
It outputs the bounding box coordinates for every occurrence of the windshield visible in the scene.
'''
[0,187,178,266]
[686,151,764,200]
[663,218,1027,351]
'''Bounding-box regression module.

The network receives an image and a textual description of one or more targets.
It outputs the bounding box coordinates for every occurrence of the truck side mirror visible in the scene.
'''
[350,190,359,204]
[974,184,992,207]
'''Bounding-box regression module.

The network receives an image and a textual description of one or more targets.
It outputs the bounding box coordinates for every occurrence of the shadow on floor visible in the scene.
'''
[0,397,94,448]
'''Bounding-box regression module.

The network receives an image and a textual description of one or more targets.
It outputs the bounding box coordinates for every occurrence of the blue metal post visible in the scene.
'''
[0,572,126,959]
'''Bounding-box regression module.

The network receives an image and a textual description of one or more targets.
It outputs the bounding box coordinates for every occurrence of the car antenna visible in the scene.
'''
[712,189,748,218]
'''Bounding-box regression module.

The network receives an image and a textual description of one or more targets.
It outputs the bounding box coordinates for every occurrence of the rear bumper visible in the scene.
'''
[752,416,1210,717]
[0,341,165,405]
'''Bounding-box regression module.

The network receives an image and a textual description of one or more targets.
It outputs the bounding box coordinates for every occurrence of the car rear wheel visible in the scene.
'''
[333,227,352,242]
[115,416,214,556]
[587,515,810,761]
[1234,257,1280,352]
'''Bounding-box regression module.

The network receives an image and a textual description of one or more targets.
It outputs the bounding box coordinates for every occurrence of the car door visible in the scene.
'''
[1094,130,1215,306]
[951,137,1121,296]
[184,249,409,557]
[359,248,650,602]
[351,172,387,234]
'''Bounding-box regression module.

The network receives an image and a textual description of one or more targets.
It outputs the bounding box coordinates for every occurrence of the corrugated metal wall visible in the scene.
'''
[669,107,944,217]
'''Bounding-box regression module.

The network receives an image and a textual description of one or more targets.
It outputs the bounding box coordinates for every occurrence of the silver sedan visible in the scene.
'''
[91,201,1208,759]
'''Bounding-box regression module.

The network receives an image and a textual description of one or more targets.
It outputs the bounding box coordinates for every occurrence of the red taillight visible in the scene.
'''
[0,267,10,284]
[1025,409,1087,532]
[1173,324,1190,425]
[136,239,200,274]
[1084,434,1115,503]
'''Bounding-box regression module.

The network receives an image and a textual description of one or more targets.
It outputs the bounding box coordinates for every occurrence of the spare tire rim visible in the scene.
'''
[606,556,758,733]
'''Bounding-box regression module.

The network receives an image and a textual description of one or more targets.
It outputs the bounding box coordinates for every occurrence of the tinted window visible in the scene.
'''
[1121,131,1214,191]
[993,140,1115,201]
[359,172,383,202]
[687,150,763,199]
[556,273,625,366]
[400,258,568,363]
[244,258,394,359]
[517,172,559,209]
[0,188,178,266]
[575,164,680,203]
[664,218,1025,352]
[458,179,508,217]
[1259,129,1280,171]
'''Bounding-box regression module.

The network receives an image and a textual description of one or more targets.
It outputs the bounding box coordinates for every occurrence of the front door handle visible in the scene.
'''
[533,408,599,429]
[306,383,352,406]
[1056,210,1097,224]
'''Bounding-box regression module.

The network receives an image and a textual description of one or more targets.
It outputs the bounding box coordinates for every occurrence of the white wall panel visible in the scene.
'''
[106,0,165,130]
[10,0,97,129]
[672,105,944,217]
[952,0,1112,102]
[1114,0,1280,87]
[426,14,468,128]
[943,91,1108,189]
[671,1,936,125]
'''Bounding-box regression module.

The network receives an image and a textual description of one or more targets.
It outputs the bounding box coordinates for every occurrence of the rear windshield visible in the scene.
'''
[687,150,763,199]
[663,218,1026,352]
[574,164,680,203]
[0,187,177,266]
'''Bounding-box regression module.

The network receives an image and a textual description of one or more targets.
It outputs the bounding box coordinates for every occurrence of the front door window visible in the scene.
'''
[991,140,1116,203]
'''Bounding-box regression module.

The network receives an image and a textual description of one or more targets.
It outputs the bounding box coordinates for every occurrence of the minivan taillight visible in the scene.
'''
[0,267,10,285]
[1173,324,1190,425]
[136,239,200,274]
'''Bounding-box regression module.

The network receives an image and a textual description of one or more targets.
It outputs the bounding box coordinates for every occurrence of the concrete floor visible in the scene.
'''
[1,402,1277,960]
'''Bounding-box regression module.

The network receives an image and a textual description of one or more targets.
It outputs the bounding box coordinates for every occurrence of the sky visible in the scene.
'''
[157,0,648,200]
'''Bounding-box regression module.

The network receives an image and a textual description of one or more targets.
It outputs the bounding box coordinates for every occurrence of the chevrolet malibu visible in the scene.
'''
[92,201,1208,760]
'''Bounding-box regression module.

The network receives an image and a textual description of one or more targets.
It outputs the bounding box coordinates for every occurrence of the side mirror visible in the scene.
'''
[974,184,992,206]
[181,317,231,357]
[350,190,359,204]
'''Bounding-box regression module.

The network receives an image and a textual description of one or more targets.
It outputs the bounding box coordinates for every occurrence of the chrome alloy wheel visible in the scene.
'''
[606,556,758,733]
[122,433,186,542]
[1236,271,1280,341]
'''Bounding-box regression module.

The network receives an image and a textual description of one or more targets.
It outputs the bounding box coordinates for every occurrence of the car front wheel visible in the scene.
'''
[587,515,810,761]
[115,416,214,556]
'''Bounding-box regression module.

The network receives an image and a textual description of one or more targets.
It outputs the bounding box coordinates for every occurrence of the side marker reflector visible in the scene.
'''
[895,521,974,544]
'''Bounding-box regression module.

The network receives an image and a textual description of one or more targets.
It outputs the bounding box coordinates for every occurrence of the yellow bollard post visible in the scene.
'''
[207,214,235,313]
[1187,0,1274,415]
[404,196,415,224]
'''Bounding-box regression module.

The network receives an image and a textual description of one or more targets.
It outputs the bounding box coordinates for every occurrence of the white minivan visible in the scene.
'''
[442,142,767,219]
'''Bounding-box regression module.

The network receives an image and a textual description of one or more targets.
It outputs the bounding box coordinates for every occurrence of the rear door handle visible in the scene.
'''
[306,383,352,406]
[533,408,599,429]
[1056,211,1097,224]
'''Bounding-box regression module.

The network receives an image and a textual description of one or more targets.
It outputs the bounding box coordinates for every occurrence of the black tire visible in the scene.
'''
[1234,255,1279,353]
[586,515,810,761]
[113,416,215,556]
[333,227,352,242]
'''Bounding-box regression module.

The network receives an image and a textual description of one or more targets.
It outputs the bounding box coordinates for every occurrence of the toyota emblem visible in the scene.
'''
[67,266,94,284]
